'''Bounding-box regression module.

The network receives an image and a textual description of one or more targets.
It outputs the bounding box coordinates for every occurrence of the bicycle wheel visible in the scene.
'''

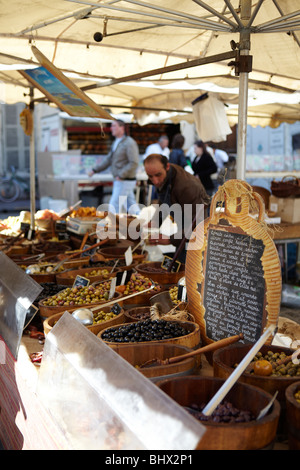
[0,178,20,202]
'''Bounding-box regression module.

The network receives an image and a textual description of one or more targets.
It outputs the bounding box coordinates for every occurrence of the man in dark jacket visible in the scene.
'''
[143,154,209,261]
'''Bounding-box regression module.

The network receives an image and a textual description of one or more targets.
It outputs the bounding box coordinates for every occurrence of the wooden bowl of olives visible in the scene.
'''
[38,282,122,318]
[213,343,300,437]
[43,305,125,335]
[135,262,185,285]
[56,266,120,286]
[98,319,200,349]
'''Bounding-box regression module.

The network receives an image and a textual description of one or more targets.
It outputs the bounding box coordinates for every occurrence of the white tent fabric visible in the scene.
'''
[0,0,300,131]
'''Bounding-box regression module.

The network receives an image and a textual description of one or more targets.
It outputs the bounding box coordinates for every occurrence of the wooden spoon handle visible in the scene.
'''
[167,333,244,365]
[52,238,108,272]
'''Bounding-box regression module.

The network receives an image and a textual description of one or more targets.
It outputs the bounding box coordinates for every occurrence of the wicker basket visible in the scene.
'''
[271,176,300,198]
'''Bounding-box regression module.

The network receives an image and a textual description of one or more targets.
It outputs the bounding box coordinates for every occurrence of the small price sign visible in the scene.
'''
[125,246,133,266]
[111,303,122,315]
[109,277,117,299]
[73,275,90,288]
[161,255,181,273]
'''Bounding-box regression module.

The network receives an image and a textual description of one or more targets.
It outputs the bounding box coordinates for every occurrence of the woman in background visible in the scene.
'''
[192,140,218,196]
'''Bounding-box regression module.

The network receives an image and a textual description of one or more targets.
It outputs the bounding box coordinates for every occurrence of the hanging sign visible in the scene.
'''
[19,46,112,120]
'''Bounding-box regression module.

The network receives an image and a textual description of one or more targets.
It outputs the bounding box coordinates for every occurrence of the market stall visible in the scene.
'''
[0,181,300,450]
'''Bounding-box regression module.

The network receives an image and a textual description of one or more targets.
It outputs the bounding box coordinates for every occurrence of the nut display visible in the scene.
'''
[185,401,255,423]
[41,282,112,307]
[101,319,189,343]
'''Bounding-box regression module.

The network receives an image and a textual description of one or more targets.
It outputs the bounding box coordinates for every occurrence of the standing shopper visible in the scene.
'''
[192,140,218,196]
[89,120,140,214]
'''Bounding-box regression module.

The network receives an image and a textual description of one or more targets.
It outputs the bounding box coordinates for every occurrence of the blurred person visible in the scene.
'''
[211,143,229,190]
[143,135,170,159]
[143,154,209,263]
[211,144,229,171]
[192,140,218,196]
[88,119,140,214]
[169,133,187,168]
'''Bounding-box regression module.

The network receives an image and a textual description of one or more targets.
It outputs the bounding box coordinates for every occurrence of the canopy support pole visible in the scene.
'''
[236,0,252,181]
[29,89,36,231]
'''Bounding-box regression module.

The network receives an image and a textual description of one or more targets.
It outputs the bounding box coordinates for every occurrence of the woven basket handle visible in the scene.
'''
[282,175,299,184]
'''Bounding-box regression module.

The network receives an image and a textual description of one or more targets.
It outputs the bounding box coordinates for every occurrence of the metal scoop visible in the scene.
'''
[72,308,94,326]
[256,391,278,420]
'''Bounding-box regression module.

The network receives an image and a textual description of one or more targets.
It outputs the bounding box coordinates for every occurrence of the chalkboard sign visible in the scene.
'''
[81,244,97,257]
[185,179,282,347]
[201,227,266,344]
[111,303,122,315]
[73,275,90,288]
[161,255,181,273]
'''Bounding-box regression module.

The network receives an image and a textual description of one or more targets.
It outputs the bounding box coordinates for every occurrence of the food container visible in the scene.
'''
[124,306,151,322]
[43,305,125,336]
[285,381,300,449]
[55,266,120,286]
[135,262,185,285]
[97,246,145,262]
[98,319,200,349]
[158,376,280,450]
[38,284,122,319]
[213,343,299,438]
[32,242,71,256]
[111,343,198,382]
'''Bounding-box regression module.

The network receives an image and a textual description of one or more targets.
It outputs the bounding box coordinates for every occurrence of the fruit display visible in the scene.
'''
[101,319,189,343]
[41,282,112,307]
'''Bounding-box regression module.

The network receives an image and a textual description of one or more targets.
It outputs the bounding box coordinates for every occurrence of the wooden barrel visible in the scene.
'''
[285,381,300,449]
[213,343,299,438]
[55,266,119,286]
[157,376,280,450]
[111,343,198,382]
[98,320,200,349]
[135,262,185,285]
[43,306,125,335]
